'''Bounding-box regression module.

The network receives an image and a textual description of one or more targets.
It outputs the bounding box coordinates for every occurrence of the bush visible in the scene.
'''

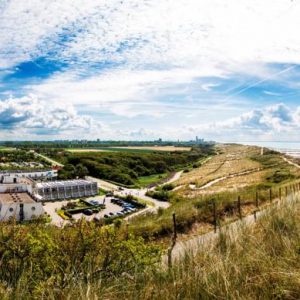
[161,184,174,191]
[146,190,170,202]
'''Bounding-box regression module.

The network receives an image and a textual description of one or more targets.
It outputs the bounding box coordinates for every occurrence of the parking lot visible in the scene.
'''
[43,194,143,226]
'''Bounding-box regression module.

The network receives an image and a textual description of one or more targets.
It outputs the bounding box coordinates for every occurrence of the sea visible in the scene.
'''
[231,141,300,158]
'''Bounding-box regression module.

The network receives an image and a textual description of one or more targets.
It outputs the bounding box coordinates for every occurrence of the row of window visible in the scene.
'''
[8,206,36,212]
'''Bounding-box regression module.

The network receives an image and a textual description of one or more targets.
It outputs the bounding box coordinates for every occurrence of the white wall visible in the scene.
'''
[0,183,29,193]
[0,202,44,221]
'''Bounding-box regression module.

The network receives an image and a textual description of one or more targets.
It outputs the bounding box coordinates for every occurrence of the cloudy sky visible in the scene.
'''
[1,0,300,141]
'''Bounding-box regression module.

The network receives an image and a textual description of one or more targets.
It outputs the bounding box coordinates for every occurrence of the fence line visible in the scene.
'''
[166,181,300,267]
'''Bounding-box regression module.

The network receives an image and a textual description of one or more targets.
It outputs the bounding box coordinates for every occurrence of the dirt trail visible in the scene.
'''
[190,167,262,190]
[163,192,300,265]
[162,155,300,265]
[283,156,300,169]
[34,152,64,167]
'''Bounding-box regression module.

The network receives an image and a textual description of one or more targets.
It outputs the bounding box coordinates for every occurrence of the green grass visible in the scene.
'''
[98,188,107,196]
[65,147,161,153]
[137,173,167,187]
[2,193,300,299]
[0,147,15,151]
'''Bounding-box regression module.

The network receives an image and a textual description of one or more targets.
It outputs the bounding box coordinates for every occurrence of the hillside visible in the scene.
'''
[1,144,300,299]
[1,194,300,299]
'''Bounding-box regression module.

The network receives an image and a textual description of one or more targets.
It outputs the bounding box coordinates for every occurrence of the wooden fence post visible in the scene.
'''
[237,196,242,219]
[254,191,259,221]
[269,188,272,203]
[125,222,129,240]
[213,200,217,233]
[173,213,177,242]
[255,190,259,208]
[167,213,177,269]
[279,187,282,201]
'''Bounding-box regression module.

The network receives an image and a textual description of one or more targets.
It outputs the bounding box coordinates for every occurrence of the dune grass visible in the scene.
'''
[2,194,300,299]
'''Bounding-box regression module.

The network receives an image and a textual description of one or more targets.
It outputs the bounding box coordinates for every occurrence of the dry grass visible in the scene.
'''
[176,144,300,200]
[110,146,192,152]
[177,144,261,187]
[66,148,109,153]
[15,196,300,300]
[66,146,191,153]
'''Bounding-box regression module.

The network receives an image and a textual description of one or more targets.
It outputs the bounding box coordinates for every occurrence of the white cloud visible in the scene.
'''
[2,0,300,70]
[0,94,93,133]
[27,66,225,117]
[1,0,300,139]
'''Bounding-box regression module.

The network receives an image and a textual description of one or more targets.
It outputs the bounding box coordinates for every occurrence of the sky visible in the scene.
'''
[1,0,300,142]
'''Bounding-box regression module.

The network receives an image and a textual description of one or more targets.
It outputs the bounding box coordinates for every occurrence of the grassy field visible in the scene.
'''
[65,146,191,153]
[0,147,16,151]
[54,145,215,186]
[99,198,300,299]
[176,144,300,196]
[137,173,168,187]
[2,194,300,299]
[110,146,191,151]
[125,144,300,242]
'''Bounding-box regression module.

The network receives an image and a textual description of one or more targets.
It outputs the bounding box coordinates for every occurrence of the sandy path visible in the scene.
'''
[163,191,299,265]
[190,167,262,190]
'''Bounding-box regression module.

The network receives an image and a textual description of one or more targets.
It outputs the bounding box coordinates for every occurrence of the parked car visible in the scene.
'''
[83,209,93,216]
[90,200,99,205]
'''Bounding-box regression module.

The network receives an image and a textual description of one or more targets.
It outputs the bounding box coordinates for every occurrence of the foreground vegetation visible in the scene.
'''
[0,219,161,299]
[1,194,300,298]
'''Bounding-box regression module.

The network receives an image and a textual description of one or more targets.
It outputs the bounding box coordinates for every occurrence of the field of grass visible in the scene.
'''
[176,144,300,196]
[55,145,215,186]
[2,193,300,298]
[101,198,300,300]
[110,146,191,151]
[0,147,16,151]
[137,173,167,187]
[65,146,191,153]
[124,144,300,242]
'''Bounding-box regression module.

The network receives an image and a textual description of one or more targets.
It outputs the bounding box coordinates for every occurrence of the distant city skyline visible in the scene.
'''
[1,0,300,141]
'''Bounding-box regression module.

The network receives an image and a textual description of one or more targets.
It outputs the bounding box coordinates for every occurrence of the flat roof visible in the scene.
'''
[0,169,56,174]
[0,193,35,204]
[36,179,96,189]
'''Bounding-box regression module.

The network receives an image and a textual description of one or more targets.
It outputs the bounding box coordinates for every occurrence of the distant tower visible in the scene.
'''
[196,136,199,143]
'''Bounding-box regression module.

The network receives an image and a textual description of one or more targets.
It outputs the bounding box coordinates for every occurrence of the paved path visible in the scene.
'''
[162,171,183,185]
[163,156,300,265]
[163,190,300,265]
[86,176,119,191]
[283,156,300,169]
[87,176,171,217]
[34,152,64,167]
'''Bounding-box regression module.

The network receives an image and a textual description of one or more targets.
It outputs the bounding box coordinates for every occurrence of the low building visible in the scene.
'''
[0,169,58,180]
[34,179,98,201]
[0,193,44,221]
[0,175,33,194]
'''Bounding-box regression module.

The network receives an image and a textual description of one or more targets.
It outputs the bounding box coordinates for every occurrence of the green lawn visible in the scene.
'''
[0,147,16,151]
[137,173,167,187]
[65,147,158,153]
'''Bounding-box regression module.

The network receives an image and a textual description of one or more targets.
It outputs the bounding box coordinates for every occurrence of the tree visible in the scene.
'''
[75,164,89,178]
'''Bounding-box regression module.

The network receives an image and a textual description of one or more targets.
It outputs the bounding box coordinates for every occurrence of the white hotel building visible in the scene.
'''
[34,180,98,201]
[0,169,58,180]
[0,193,44,222]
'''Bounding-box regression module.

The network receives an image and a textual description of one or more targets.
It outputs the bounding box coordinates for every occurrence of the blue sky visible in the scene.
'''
[1,0,300,141]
